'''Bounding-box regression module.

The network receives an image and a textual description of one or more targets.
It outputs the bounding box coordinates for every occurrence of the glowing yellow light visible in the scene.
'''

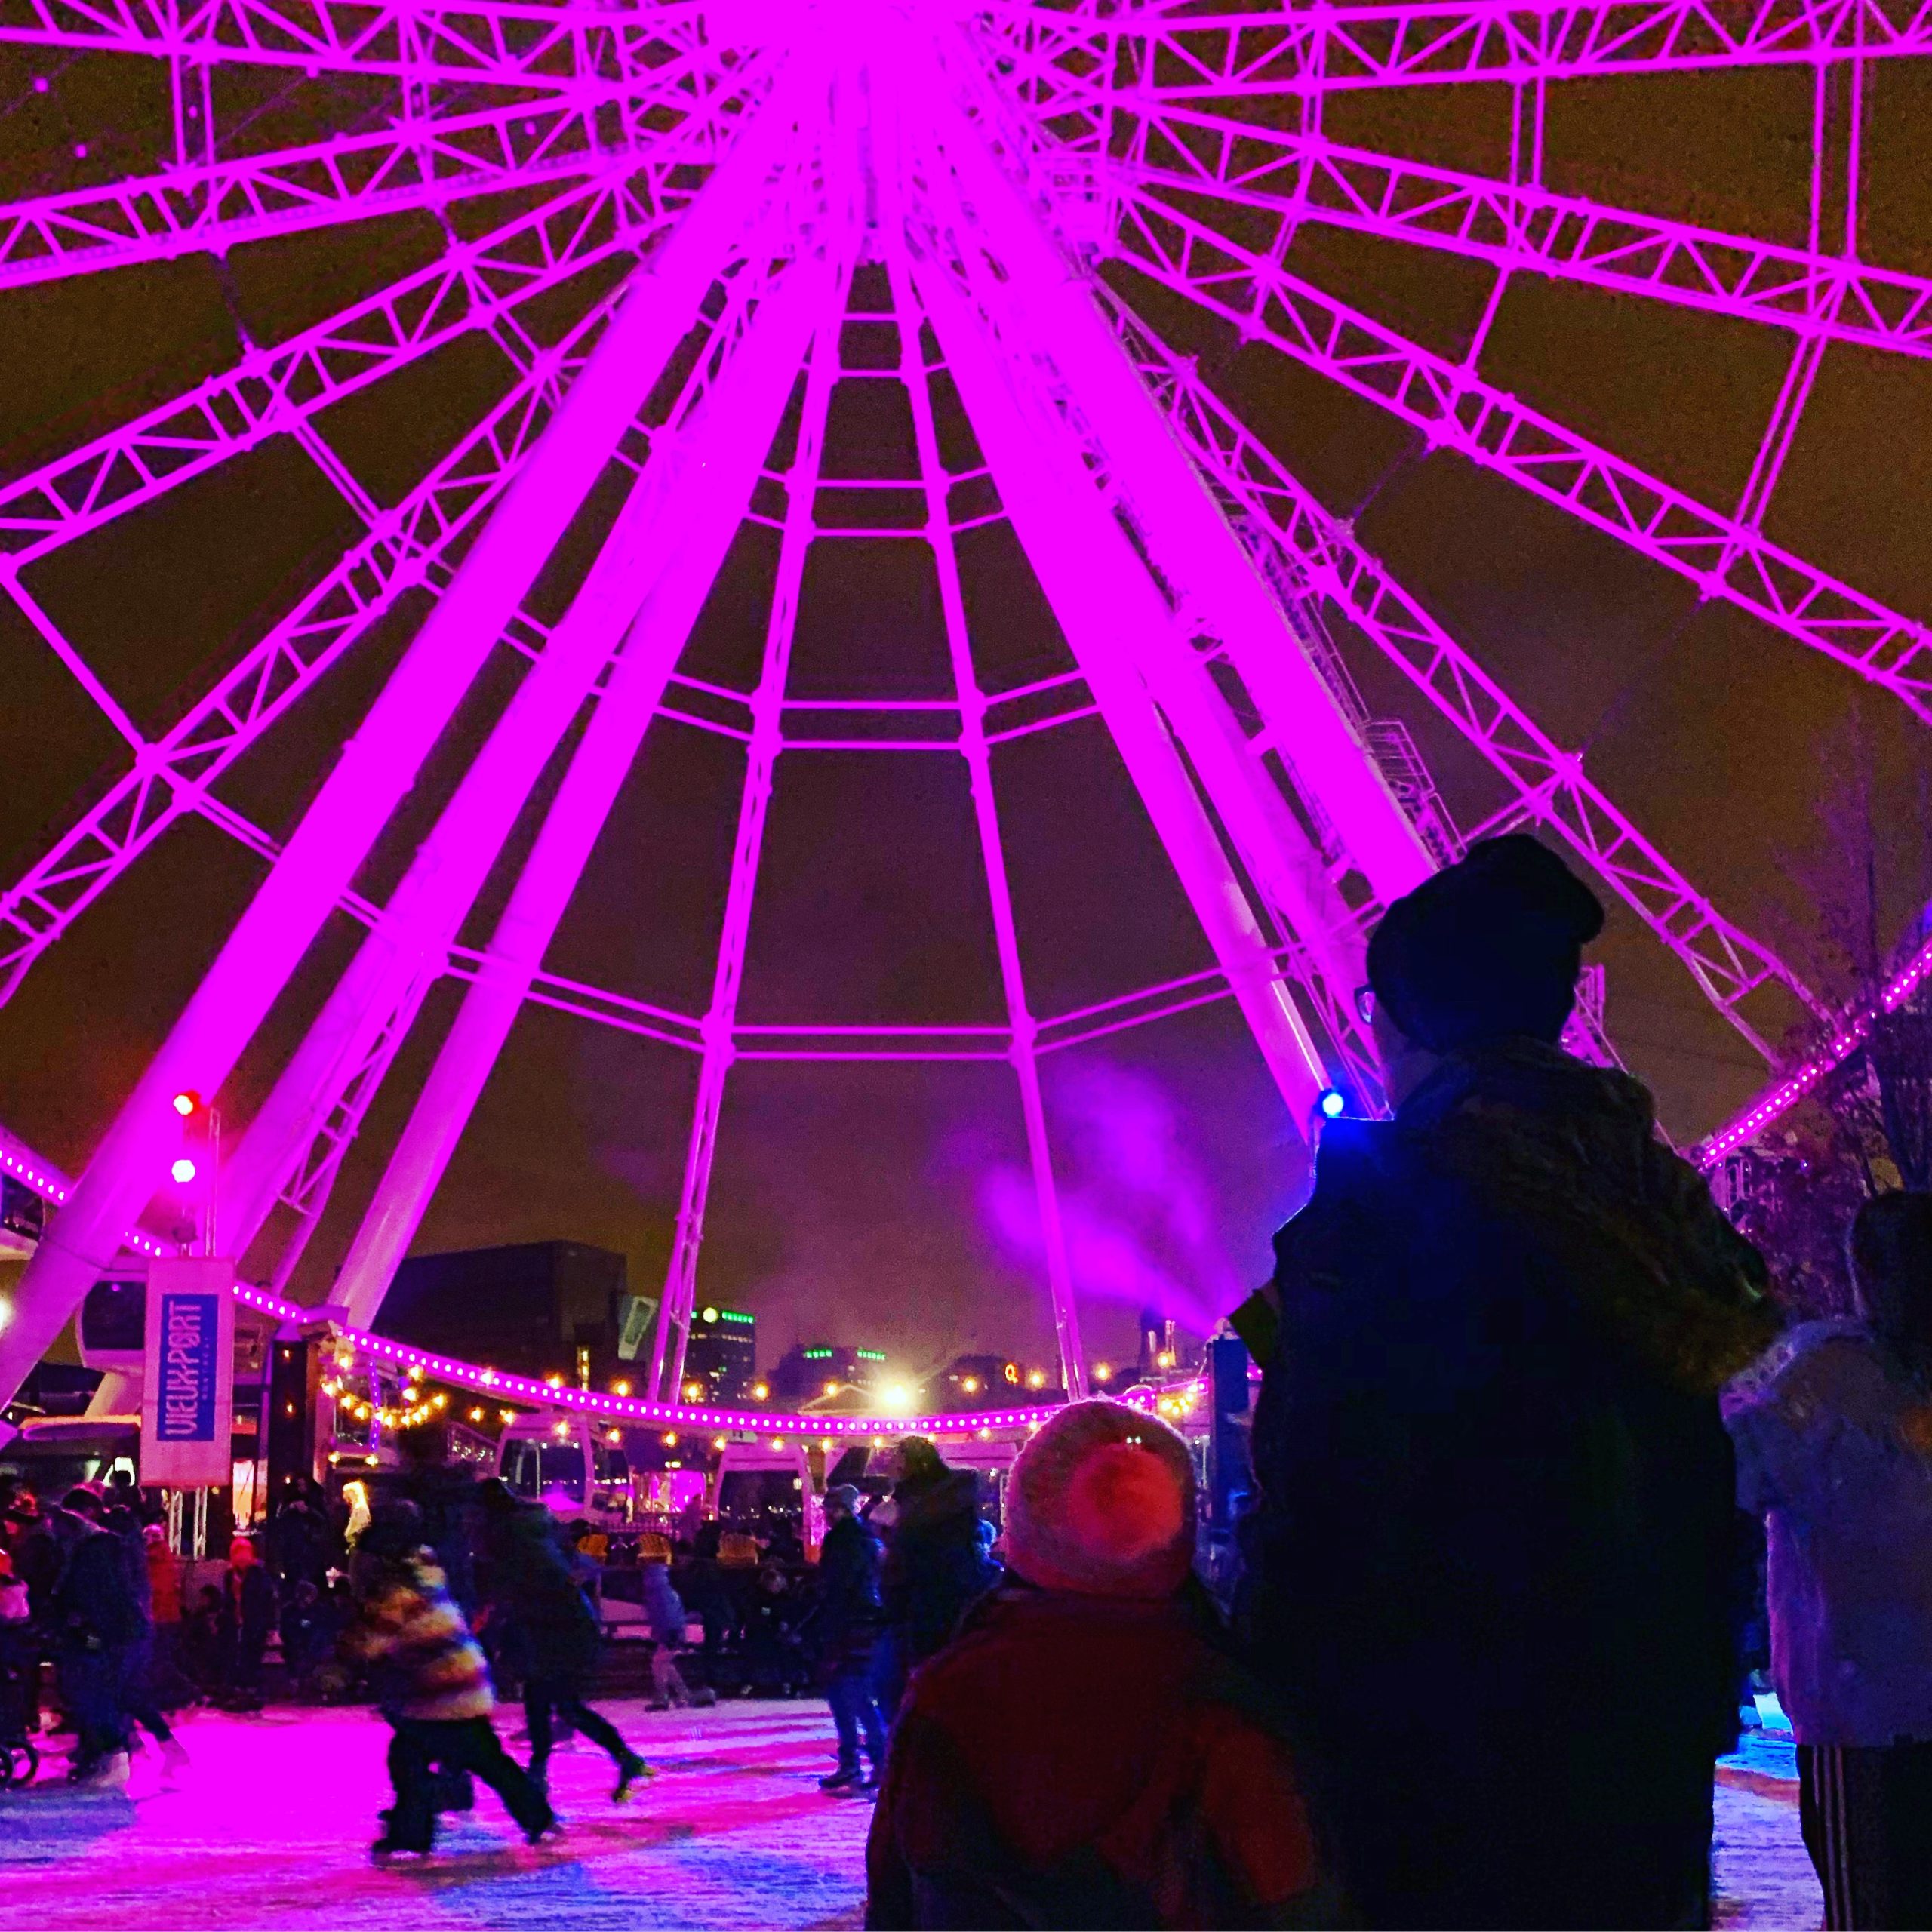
[545,1374,565,1389]
[171,1091,197,1117]
[712,1436,727,1451]
[1156,1350,1175,1370]
[978,1426,992,1439]
[771,1437,784,1450]
[432,1393,447,1410]
[613,1380,632,1398]
[608,1429,624,1445]
[881,1383,916,1416]
[683,1381,703,1401]
[751,1383,769,1401]
[662,1431,678,1447]
[469,1408,485,1423]
[406,1363,423,1380]
[823,1380,840,1397]
[500,1409,515,1425]
[552,1422,570,1440]
[1026,1369,1048,1390]
[1094,1363,1112,1383]
[961,1377,980,1395]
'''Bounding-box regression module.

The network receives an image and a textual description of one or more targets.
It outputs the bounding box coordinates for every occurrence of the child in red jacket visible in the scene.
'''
[866,1401,1338,1929]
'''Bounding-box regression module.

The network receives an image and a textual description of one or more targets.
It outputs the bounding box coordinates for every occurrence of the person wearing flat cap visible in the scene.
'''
[1242,835,1777,1930]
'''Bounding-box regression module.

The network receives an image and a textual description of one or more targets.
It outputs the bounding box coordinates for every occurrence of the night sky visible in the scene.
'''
[2,27,1931,1380]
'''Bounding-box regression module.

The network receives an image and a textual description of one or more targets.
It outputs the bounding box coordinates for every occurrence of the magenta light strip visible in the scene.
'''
[0,1134,1168,1438]
[1694,932,1932,1171]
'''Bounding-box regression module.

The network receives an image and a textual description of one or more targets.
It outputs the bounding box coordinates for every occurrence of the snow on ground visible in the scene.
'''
[0,1699,870,1930]
[0,1697,1823,1930]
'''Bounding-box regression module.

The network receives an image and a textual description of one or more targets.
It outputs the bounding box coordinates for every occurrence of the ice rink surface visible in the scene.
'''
[0,1697,1821,1929]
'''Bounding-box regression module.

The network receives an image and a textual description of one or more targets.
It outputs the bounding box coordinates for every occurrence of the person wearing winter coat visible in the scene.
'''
[638,1556,712,1710]
[222,1537,276,1709]
[1725,1191,1932,1928]
[1242,835,1776,1930]
[813,1485,888,1790]
[347,1499,555,1857]
[47,1501,144,1784]
[875,1439,997,1713]
[866,1401,1337,1930]
[475,1481,651,1801]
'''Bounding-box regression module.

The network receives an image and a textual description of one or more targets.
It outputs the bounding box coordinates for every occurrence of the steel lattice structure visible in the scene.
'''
[0,0,1921,1407]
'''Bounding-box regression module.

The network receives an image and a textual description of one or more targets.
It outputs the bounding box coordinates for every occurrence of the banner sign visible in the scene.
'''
[140,1257,236,1487]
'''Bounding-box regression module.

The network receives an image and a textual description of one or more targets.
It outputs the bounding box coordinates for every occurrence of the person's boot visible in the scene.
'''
[611,1753,653,1803]
[74,1751,130,1791]
[820,1762,863,1792]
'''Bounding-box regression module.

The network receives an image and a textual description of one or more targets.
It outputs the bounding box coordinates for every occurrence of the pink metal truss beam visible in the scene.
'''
[0,68,810,1411]
[1110,308,1820,1049]
[0,80,738,291]
[931,41,1435,923]
[0,0,727,91]
[918,257,1334,1126]
[220,405,724,1257]
[0,279,629,1012]
[1109,189,1932,721]
[329,266,828,1331]
[979,0,1932,94]
[1060,116,1932,363]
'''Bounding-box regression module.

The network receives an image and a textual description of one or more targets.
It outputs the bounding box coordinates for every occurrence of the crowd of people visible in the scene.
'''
[864,836,1932,1932]
[5,832,1931,1927]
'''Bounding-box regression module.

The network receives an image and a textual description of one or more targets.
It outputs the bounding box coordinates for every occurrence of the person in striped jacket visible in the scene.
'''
[348,1499,556,1858]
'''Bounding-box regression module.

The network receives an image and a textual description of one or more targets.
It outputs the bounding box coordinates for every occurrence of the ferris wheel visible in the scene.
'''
[0,0,1925,1406]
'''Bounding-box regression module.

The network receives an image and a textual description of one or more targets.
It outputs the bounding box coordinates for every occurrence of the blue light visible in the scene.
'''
[1317,1088,1347,1120]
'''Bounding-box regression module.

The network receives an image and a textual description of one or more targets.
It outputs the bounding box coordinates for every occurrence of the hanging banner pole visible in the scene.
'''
[140,1256,235,1489]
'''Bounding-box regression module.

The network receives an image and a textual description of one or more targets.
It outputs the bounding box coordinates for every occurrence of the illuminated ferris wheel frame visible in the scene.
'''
[0,0,1927,1415]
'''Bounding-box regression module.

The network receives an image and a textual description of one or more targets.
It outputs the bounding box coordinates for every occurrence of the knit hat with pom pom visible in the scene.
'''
[1001,1400,1196,1601]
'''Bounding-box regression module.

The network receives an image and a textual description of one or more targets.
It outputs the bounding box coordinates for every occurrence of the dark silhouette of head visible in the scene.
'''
[1850,1192,1932,1376]
[1367,834,1605,1056]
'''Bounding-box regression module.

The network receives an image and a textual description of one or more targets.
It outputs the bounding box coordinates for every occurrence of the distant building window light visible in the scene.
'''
[857,1349,885,1362]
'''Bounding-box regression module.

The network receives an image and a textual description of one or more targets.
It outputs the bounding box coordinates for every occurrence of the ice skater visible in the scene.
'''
[347,1499,557,1858]
[475,1480,651,1803]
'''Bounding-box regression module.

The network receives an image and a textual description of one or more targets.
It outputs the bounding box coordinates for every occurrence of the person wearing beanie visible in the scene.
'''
[1247,833,1776,1929]
[1726,1193,1932,1929]
[812,1484,889,1792]
[866,1401,1337,1930]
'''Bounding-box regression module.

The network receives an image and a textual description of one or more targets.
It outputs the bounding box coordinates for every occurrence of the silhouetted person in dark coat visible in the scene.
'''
[875,1439,996,1713]
[1241,835,1777,1930]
